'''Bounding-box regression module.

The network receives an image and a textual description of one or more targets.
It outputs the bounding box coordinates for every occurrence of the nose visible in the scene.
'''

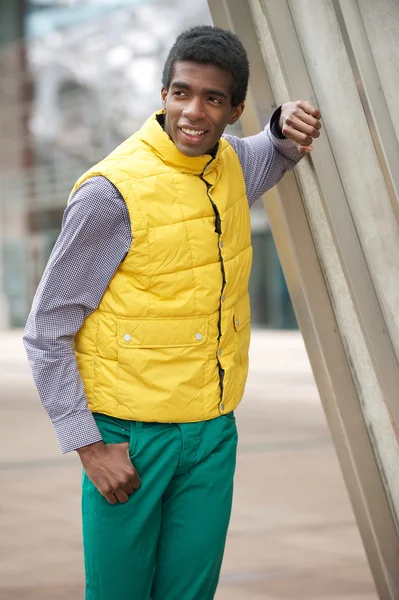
[182,96,205,121]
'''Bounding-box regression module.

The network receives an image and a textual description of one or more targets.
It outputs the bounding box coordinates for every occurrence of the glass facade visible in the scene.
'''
[0,0,296,328]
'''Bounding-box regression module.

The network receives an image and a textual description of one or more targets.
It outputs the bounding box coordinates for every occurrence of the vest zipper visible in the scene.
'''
[201,174,226,404]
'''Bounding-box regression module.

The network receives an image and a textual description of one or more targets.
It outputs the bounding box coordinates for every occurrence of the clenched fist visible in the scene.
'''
[78,441,141,504]
[279,100,322,153]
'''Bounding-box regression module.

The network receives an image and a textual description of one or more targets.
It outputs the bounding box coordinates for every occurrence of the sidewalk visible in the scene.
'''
[0,329,377,599]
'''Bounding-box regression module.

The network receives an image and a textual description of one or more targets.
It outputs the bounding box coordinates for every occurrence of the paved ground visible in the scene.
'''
[0,329,377,599]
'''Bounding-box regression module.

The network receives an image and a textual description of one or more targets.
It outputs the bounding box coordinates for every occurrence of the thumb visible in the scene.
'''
[297,143,312,153]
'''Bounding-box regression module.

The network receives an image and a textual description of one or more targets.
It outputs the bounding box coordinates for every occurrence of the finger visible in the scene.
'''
[124,480,135,495]
[298,100,321,120]
[96,481,118,504]
[298,144,313,154]
[103,490,117,504]
[131,470,141,489]
[295,109,322,132]
[296,141,313,152]
[285,125,313,147]
[124,467,141,490]
[291,115,320,139]
[120,445,141,490]
[114,488,129,503]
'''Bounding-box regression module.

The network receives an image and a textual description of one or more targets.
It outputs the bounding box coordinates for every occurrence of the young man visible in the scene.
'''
[24,26,321,600]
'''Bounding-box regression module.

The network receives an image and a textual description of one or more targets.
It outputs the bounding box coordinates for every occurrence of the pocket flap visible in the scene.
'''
[233,296,251,332]
[117,317,208,348]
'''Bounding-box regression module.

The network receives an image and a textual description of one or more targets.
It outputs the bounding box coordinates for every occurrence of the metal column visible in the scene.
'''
[207,1,399,597]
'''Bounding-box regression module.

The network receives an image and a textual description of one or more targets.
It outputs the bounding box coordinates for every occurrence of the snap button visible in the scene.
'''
[124,334,131,342]
[195,333,203,341]
[236,319,240,327]
[221,295,226,302]
[218,349,223,356]
[219,240,224,248]
[220,403,225,411]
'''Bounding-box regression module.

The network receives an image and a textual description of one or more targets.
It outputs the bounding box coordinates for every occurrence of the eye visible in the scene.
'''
[173,90,187,97]
[208,96,222,105]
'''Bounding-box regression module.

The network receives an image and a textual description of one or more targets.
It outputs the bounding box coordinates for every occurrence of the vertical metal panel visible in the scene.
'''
[208,0,399,597]
[250,0,399,527]
[278,0,399,510]
[286,0,399,370]
[357,0,399,145]
[332,0,399,219]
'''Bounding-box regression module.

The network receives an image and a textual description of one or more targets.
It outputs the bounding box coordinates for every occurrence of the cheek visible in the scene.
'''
[166,106,179,125]
[212,119,228,137]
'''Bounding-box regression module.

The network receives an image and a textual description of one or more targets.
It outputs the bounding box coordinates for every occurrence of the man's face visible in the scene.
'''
[161,61,244,157]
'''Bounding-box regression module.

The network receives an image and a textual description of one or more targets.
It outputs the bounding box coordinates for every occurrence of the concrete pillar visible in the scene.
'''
[208,1,399,597]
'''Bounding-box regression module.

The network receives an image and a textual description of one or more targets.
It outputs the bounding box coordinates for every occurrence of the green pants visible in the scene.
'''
[82,412,238,600]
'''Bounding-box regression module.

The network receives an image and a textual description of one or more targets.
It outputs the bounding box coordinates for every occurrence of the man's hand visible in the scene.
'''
[279,100,322,153]
[77,441,141,504]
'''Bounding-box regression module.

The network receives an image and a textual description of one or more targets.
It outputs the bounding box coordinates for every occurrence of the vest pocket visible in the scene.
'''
[115,316,211,421]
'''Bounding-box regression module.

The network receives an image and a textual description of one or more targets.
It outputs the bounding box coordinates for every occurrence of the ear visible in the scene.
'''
[161,86,168,105]
[228,103,245,125]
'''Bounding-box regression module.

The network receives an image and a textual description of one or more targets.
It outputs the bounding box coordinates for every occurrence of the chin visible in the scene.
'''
[178,145,205,158]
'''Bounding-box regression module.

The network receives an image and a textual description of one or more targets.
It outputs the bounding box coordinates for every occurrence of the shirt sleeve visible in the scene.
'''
[223,105,304,207]
[23,176,132,454]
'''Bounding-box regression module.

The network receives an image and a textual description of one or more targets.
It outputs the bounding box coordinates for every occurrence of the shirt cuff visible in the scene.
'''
[53,409,103,454]
[270,105,285,139]
[268,107,303,165]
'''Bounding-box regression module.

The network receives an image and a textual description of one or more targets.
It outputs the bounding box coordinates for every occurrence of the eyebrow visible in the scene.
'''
[171,81,228,100]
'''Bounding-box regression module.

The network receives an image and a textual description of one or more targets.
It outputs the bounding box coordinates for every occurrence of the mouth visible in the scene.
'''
[179,127,208,144]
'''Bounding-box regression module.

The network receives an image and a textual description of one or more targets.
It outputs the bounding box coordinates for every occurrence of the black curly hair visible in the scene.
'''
[162,26,249,107]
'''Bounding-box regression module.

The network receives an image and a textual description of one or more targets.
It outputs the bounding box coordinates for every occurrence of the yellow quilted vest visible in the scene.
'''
[71,111,252,422]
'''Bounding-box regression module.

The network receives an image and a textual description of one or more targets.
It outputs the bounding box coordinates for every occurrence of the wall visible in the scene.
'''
[208,1,399,597]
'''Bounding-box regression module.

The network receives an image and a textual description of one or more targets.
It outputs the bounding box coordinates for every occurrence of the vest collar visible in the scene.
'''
[136,110,222,176]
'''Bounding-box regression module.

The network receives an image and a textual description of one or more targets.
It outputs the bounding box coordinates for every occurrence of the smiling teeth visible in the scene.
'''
[182,128,205,136]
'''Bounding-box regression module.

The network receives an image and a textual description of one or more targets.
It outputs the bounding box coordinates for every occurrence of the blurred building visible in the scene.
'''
[0,0,296,328]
